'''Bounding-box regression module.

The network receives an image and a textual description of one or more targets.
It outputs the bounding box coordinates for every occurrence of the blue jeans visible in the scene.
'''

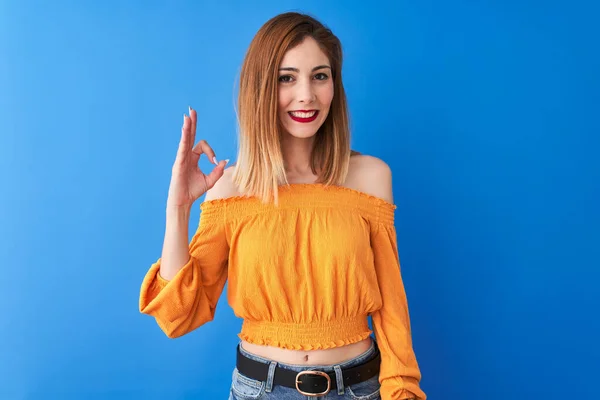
[229,336,381,399]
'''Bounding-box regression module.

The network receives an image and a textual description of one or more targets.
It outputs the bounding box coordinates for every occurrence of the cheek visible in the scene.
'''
[318,83,334,107]
[278,89,290,112]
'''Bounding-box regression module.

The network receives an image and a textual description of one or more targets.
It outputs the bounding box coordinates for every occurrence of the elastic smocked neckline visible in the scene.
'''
[201,183,396,208]
[199,183,396,225]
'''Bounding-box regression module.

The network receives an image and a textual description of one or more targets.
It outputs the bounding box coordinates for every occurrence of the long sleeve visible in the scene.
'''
[370,219,426,400]
[139,202,229,338]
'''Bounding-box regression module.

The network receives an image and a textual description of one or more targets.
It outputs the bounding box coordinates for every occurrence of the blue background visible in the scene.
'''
[1,1,598,399]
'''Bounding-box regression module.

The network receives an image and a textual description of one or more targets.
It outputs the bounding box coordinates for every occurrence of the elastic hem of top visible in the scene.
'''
[238,315,373,350]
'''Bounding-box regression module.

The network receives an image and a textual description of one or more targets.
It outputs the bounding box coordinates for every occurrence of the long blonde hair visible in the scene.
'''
[232,12,357,205]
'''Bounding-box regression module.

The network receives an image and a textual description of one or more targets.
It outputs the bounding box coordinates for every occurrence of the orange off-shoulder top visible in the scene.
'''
[139,183,426,400]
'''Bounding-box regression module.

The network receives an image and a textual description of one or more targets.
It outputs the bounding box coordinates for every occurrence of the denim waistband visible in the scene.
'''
[237,336,379,372]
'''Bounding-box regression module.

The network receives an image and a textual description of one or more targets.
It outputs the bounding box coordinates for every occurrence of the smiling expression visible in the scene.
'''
[277,37,334,139]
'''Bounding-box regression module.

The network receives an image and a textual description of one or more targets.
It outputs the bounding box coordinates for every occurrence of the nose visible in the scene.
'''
[296,79,316,104]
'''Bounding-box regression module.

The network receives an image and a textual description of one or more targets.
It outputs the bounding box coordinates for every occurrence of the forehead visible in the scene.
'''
[280,37,330,68]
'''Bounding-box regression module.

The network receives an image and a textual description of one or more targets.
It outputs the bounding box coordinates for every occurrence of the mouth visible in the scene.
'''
[288,110,319,123]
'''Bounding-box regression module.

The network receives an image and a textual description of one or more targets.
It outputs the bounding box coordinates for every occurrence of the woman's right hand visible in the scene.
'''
[166,107,229,209]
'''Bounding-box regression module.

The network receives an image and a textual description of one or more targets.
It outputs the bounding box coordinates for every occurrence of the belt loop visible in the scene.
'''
[265,361,277,393]
[334,365,345,395]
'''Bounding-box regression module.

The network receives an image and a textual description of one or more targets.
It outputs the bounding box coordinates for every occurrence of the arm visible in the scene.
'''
[358,156,426,400]
[159,205,193,281]
[139,175,234,338]
[370,220,426,400]
[159,163,236,281]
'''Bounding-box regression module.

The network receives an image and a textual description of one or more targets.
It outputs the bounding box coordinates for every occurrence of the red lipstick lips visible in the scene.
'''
[288,110,319,123]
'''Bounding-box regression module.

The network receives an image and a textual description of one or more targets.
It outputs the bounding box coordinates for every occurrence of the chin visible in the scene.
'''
[284,129,319,139]
[283,129,320,139]
[280,118,327,140]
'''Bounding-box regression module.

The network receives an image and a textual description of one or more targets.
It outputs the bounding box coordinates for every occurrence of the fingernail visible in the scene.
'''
[183,113,186,123]
[188,106,192,115]
[225,159,230,165]
[213,156,218,165]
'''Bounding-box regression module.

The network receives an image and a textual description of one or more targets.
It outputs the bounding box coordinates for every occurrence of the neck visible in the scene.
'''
[281,133,316,177]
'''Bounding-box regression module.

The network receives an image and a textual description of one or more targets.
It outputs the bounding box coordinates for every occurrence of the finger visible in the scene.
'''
[192,140,218,165]
[204,159,230,189]
[176,114,190,161]
[177,114,188,158]
[189,106,197,146]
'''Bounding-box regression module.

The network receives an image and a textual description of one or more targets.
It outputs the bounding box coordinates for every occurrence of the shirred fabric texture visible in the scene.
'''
[139,184,426,400]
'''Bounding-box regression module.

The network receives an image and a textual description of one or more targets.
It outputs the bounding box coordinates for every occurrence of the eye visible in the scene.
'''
[278,73,329,83]
[278,75,294,83]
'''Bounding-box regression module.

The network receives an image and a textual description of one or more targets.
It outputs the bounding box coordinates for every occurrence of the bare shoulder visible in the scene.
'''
[203,165,241,202]
[348,154,394,203]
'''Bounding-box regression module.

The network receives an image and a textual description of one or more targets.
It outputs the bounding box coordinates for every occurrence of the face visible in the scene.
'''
[277,37,334,139]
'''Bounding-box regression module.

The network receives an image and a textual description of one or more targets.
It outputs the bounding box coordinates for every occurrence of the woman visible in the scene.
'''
[139,12,426,400]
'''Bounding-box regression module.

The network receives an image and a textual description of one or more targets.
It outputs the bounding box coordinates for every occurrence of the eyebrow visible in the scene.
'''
[278,65,331,72]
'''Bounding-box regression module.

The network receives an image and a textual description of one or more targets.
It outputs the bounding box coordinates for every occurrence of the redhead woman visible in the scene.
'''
[139,11,426,400]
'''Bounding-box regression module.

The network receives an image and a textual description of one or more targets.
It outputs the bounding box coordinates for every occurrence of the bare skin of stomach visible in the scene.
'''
[240,336,373,366]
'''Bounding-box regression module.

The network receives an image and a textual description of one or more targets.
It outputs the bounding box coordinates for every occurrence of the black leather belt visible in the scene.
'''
[236,344,381,397]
